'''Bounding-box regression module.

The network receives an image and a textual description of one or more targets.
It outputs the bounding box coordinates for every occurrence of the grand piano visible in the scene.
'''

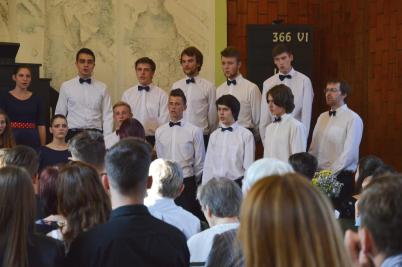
[0,42,59,142]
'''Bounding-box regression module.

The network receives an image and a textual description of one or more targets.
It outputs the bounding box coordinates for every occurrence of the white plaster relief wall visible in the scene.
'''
[0,0,216,103]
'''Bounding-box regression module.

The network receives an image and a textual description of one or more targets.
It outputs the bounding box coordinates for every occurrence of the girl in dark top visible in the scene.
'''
[0,165,64,267]
[0,109,15,148]
[38,115,70,171]
[0,66,46,148]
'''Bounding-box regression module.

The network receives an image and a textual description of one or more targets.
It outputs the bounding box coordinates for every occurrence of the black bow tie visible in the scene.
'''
[274,116,282,123]
[329,110,336,117]
[186,77,195,84]
[169,121,181,127]
[279,74,292,81]
[227,79,237,86]
[221,127,233,132]
[79,78,91,84]
[138,85,150,91]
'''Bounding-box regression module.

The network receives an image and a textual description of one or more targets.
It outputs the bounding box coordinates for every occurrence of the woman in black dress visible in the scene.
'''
[38,114,70,172]
[0,65,46,149]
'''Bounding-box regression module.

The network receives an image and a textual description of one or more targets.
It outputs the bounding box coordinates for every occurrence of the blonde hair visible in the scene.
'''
[239,173,351,267]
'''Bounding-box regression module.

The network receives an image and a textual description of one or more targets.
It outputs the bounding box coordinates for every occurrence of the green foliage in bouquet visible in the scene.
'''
[311,170,344,198]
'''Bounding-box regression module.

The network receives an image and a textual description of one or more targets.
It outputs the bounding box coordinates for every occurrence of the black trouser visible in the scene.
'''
[333,170,355,219]
[146,135,155,147]
[66,128,103,142]
[234,176,244,188]
[203,134,209,150]
[174,176,205,221]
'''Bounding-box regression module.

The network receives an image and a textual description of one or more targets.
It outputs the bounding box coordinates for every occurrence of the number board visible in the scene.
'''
[246,25,313,91]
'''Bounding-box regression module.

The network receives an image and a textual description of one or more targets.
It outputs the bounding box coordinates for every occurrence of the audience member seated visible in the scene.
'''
[37,115,71,172]
[242,157,293,194]
[68,130,106,175]
[206,228,244,267]
[65,138,189,267]
[187,178,242,264]
[0,109,15,148]
[2,145,44,219]
[288,152,318,180]
[0,166,64,267]
[36,166,61,235]
[47,161,111,252]
[239,173,352,267]
[354,155,383,194]
[145,158,201,239]
[345,174,402,267]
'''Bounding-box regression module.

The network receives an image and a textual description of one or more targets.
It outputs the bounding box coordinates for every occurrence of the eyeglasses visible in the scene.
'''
[324,88,340,93]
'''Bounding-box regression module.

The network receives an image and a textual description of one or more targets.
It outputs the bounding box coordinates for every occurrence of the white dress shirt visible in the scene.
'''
[187,222,239,263]
[55,76,113,135]
[309,104,363,174]
[171,76,217,134]
[104,131,119,149]
[122,84,169,136]
[202,122,255,184]
[216,74,261,135]
[263,113,307,162]
[260,68,313,141]
[144,195,201,240]
[155,120,205,178]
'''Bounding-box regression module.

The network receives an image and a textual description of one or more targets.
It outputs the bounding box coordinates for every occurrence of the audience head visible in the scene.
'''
[197,178,242,226]
[216,94,240,123]
[267,84,295,115]
[105,138,152,199]
[220,47,241,80]
[117,118,145,141]
[358,174,402,261]
[39,166,60,216]
[75,48,95,79]
[2,145,39,178]
[180,46,203,74]
[371,164,395,181]
[148,159,184,199]
[355,155,383,193]
[49,114,68,141]
[239,173,351,267]
[272,43,293,74]
[112,101,133,129]
[0,109,15,148]
[135,57,156,85]
[288,152,318,180]
[0,166,36,267]
[57,161,111,248]
[169,89,187,121]
[68,130,106,173]
[242,158,293,194]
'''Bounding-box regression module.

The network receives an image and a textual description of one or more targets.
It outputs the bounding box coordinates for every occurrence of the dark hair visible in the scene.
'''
[50,114,67,126]
[117,118,145,140]
[13,65,32,76]
[0,109,15,149]
[0,166,36,267]
[288,152,318,180]
[355,155,384,193]
[216,94,241,121]
[272,43,293,58]
[371,164,395,180]
[326,79,351,96]
[105,138,152,196]
[2,145,39,177]
[359,174,402,257]
[75,48,95,62]
[220,47,241,62]
[135,57,156,72]
[39,166,60,216]
[68,130,106,171]
[170,88,187,105]
[57,161,111,249]
[181,46,203,71]
[267,84,295,113]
